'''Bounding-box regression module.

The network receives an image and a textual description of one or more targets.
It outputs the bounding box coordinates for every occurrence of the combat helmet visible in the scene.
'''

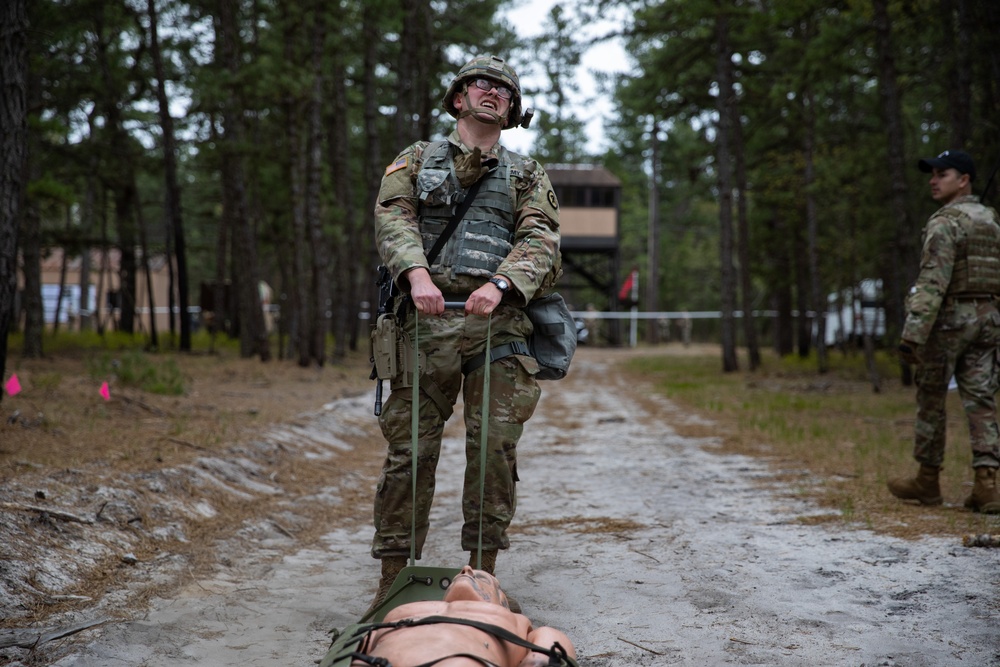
[441,55,532,130]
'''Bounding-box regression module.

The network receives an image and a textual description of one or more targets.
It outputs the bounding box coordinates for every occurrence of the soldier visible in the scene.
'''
[890,150,1000,514]
[369,55,560,612]
[349,567,577,667]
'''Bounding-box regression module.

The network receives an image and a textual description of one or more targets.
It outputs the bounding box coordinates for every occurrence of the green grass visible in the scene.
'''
[623,347,1000,540]
[86,349,186,396]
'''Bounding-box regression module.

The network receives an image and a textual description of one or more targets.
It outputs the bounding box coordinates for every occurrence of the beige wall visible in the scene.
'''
[560,206,617,238]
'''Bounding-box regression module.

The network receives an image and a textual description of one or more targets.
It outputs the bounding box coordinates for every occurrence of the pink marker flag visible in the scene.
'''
[100,382,110,401]
[5,374,21,396]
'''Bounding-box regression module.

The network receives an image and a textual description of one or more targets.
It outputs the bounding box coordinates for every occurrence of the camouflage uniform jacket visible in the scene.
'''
[375,130,560,307]
[902,195,1000,345]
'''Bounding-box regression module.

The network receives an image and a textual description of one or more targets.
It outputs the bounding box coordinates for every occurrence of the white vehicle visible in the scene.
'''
[824,279,885,347]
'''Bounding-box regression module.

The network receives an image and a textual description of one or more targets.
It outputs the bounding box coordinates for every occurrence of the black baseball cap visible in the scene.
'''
[917,150,976,181]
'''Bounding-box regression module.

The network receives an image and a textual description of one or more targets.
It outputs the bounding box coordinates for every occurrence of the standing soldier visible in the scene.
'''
[368,55,561,612]
[891,150,1000,514]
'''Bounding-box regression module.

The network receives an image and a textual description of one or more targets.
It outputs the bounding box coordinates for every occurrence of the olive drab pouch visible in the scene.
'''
[370,313,400,381]
[524,292,577,380]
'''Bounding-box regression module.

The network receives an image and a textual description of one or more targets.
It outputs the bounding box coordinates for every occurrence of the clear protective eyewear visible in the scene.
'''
[470,78,512,100]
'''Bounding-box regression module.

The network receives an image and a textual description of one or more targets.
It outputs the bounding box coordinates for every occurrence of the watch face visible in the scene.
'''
[492,277,508,292]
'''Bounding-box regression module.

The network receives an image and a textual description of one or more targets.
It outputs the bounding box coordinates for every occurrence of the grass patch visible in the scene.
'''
[623,347,1000,541]
[87,350,186,396]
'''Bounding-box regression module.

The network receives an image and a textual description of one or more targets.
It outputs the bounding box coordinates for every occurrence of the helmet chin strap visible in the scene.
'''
[456,86,507,126]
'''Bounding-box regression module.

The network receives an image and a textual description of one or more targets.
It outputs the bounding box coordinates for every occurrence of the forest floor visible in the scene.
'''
[1,343,998,666]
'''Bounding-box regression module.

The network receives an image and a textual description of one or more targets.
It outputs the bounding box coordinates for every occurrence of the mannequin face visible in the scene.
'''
[444,566,509,608]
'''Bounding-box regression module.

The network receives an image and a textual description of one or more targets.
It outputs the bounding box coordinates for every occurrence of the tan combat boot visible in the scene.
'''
[963,467,1000,514]
[468,550,521,613]
[470,549,498,574]
[887,464,943,506]
[364,555,408,618]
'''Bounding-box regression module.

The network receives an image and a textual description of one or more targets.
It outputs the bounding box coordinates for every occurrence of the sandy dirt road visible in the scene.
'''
[44,348,1000,666]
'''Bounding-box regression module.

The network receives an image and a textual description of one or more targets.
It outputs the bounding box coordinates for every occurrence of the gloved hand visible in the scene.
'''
[898,340,920,365]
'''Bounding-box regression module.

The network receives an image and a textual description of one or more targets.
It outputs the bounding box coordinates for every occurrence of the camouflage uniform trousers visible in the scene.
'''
[371,302,541,559]
[913,298,1000,469]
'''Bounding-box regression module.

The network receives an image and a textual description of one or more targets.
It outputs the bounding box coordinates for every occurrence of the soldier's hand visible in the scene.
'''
[898,340,920,365]
[466,284,502,317]
[406,267,444,315]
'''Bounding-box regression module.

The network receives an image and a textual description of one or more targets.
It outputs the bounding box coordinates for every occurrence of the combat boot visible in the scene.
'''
[963,467,1000,514]
[887,464,943,506]
[470,549,498,574]
[469,550,521,613]
[365,556,408,618]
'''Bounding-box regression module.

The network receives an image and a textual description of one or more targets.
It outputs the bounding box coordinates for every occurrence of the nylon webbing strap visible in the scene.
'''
[344,615,579,667]
[410,312,420,567]
[462,340,529,376]
[475,316,492,568]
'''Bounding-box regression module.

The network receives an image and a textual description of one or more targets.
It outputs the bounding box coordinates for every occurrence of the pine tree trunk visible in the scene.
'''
[645,120,660,345]
[305,5,328,366]
[362,3,382,347]
[731,93,760,370]
[715,3,738,372]
[0,0,28,390]
[803,88,827,373]
[873,0,914,383]
[147,0,191,351]
[217,0,270,361]
[329,32,356,362]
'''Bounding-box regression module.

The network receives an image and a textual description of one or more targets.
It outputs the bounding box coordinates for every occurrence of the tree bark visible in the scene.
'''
[361,3,382,348]
[305,2,329,366]
[941,0,973,147]
[714,3,738,372]
[94,5,138,335]
[873,0,914,383]
[803,87,827,373]
[283,4,310,366]
[0,0,28,390]
[134,193,158,349]
[19,175,43,357]
[147,0,191,351]
[329,26,356,362]
[216,0,270,361]
[645,120,661,345]
[730,88,759,370]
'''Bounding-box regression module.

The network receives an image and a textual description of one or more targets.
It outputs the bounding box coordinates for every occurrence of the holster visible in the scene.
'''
[371,313,402,381]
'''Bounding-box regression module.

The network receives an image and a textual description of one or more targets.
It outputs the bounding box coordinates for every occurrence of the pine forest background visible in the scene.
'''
[1,0,999,388]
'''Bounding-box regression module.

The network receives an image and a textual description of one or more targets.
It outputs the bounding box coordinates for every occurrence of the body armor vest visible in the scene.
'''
[940,200,1000,296]
[416,141,516,280]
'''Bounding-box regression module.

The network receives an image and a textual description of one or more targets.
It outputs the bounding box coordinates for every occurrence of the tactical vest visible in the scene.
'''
[415,141,516,280]
[939,200,1000,296]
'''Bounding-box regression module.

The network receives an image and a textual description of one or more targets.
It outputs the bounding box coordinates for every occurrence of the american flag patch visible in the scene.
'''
[385,156,408,176]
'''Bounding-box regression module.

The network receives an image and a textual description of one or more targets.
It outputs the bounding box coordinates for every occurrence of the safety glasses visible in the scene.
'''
[469,78,512,100]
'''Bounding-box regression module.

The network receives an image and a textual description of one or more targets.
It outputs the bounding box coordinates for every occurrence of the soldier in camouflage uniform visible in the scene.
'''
[368,55,560,612]
[890,150,1000,514]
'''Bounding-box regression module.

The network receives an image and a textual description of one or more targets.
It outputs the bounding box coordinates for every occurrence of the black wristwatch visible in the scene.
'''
[489,276,510,294]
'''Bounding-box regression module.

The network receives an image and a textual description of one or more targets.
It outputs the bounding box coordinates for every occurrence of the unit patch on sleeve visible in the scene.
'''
[547,189,559,210]
[385,156,409,176]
